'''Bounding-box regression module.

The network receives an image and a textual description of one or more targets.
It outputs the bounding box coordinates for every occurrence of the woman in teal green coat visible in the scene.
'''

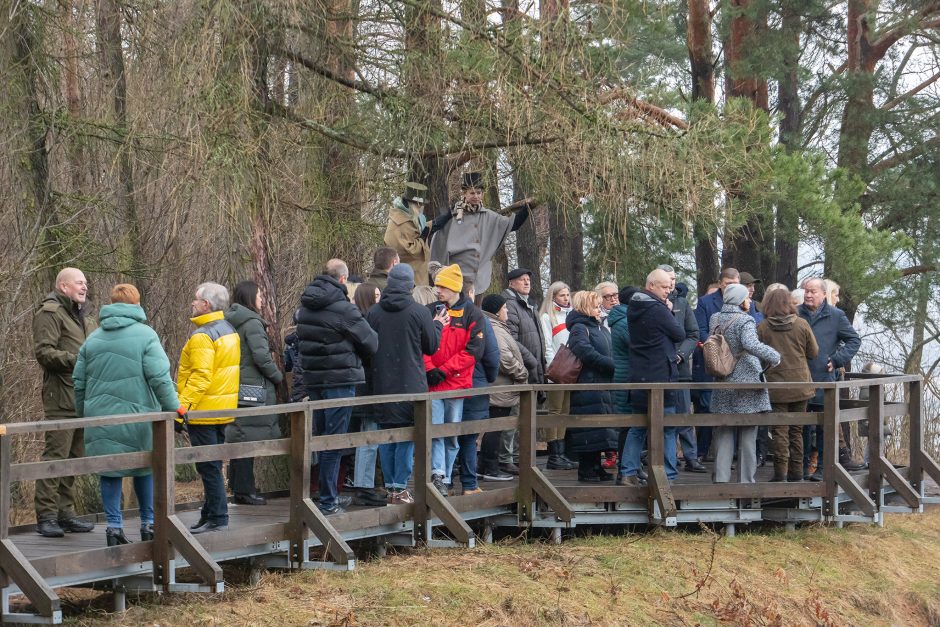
[73,284,181,546]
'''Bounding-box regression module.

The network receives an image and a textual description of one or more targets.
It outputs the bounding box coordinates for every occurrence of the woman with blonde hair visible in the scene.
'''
[538,281,577,470]
[565,290,618,482]
[826,280,840,307]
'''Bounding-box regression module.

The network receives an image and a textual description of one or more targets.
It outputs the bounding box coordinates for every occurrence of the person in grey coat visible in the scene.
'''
[709,284,780,483]
[224,281,285,506]
[502,268,546,384]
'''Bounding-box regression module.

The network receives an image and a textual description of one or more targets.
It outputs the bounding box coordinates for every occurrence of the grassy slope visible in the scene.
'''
[72,510,940,626]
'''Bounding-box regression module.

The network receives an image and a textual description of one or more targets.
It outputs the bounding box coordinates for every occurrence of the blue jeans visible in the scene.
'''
[353,418,379,489]
[431,398,463,484]
[620,406,678,481]
[378,440,415,490]
[310,386,356,508]
[187,424,228,525]
[100,474,154,528]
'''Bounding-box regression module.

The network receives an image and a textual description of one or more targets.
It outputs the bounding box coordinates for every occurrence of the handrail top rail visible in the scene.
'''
[0,373,921,435]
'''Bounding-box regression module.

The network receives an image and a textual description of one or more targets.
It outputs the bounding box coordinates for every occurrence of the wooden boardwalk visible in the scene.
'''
[1,374,938,623]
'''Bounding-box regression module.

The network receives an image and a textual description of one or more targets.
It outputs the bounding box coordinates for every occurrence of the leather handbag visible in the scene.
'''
[237,384,267,408]
[545,344,583,384]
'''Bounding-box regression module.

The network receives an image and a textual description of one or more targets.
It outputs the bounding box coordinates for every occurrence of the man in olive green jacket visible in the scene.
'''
[32,267,97,537]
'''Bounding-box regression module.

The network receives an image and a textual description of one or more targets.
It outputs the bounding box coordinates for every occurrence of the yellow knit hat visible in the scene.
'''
[435,264,464,293]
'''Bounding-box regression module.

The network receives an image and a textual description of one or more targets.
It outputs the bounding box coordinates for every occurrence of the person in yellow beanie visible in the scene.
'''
[423,263,486,496]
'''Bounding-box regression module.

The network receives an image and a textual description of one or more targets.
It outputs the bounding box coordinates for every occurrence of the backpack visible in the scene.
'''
[702,316,744,378]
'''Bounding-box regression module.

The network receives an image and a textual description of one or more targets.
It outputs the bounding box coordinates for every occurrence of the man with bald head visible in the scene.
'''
[32,268,97,537]
[618,268,687,486]
[798,277,862,477]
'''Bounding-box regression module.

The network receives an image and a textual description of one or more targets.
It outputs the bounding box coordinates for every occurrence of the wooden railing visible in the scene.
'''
[0,374,937,623]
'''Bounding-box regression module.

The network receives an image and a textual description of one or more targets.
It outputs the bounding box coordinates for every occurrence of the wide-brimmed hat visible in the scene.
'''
[403,181,427,204]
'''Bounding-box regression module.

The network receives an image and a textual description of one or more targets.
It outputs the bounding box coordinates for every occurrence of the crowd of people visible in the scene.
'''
[29,172,868,544]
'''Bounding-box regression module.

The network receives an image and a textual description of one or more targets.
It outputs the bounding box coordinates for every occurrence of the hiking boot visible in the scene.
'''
[431,474,448,497]
[839,448,864,471]
[58,517,94,533]
[106,527,130,547]
[234,493,267,506]
[352,488,388,507]
[463,487,484,495]
[637,467,648,482]
[316,504,345,516]
[140,523,154,542]
[546,455,577,470]
[616,475,644,487]
[685,460,708,473]
[190,521,228,534]
[479,468,513,481]
[36,519,64,538]
[387,489,414,505]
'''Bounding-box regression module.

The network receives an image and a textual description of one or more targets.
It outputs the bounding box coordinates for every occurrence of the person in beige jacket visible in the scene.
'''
[757,288,819,482]
[477,294,528,481]
[384,183,433,286]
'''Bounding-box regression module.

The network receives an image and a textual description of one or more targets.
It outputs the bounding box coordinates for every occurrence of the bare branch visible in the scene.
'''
[870,135,940,176]
[901,264,938,277]
[882,70,940,110]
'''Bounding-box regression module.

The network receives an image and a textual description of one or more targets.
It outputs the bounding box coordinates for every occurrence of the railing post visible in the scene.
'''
[908,378,925,495]
[152,417,175,590]
[412,398,432,544]
[867,384,884,504]
[0,430,10,590]
[517,388,537,525]
[288,409,312,567]
[822,388,839,519]
[0,431,9,542]
[646,387,676,524]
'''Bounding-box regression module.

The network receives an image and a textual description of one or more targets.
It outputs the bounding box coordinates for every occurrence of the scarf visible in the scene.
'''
[451,199,482,224]
[393,196,427,232]
[551,303,572,334]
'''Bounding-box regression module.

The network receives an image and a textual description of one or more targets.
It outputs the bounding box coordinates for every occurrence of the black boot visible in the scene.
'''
[546,440,577,470]
[556,440,578,469]
[140,523,154,542]
[106,527,130,547]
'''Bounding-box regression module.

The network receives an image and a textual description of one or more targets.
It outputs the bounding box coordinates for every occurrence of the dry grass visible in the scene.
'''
[67,510,940,626]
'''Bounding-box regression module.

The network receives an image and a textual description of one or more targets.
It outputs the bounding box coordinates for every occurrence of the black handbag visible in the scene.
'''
[237,384,267,407]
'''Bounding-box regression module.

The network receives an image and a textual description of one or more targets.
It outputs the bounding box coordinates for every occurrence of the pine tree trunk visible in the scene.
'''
[96,0,148,298]
[774,3,802,289]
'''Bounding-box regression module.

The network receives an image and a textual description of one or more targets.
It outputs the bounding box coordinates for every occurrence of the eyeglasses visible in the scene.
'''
[601,293,619,300]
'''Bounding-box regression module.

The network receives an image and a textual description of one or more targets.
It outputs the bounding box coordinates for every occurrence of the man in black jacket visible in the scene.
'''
[619,268,687,486]
[501,268,550,472]
[297,259,379,514]
[366,263,445,504]
[659,265,706,473]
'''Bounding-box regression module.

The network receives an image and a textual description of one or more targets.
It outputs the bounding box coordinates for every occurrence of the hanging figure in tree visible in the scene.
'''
[384,182,443,287]
[430,172,532,295]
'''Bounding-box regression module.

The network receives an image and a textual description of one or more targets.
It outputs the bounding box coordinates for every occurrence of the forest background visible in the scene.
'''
[1,0,938,476]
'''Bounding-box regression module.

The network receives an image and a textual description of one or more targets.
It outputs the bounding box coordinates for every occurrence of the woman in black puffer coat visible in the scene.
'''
[565,291,619,482]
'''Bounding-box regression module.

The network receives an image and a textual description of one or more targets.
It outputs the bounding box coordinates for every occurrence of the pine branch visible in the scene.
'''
[275,46,397,100]
[900,264,938,277]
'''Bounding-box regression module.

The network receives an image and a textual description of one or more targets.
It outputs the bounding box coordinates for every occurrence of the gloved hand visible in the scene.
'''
[426,368,446,387]
[175,406,189,433]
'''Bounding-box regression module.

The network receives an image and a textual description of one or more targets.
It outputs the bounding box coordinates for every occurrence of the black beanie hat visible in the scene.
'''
[481,294,507,315]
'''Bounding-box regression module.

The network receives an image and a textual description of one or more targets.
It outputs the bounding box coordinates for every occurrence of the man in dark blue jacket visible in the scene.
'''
[456,281,500,493]
[619,269,687,485]
[798,277,863,478]
[297,259,379,514]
